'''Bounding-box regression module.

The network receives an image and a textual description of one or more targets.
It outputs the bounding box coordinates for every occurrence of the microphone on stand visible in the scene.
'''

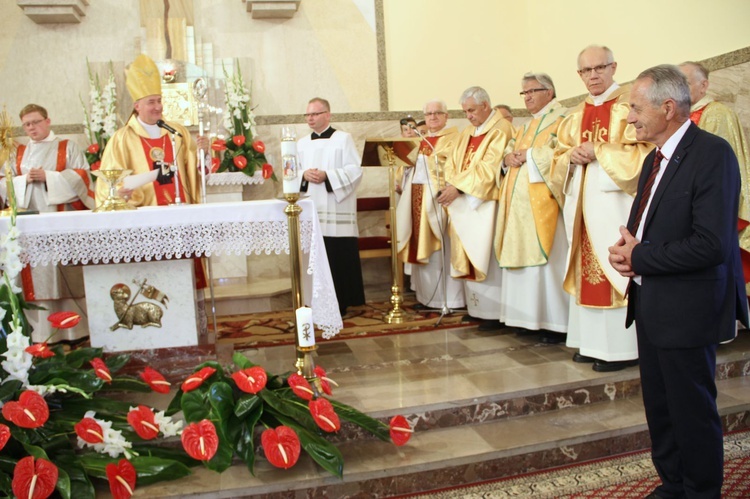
[156,119,182,137]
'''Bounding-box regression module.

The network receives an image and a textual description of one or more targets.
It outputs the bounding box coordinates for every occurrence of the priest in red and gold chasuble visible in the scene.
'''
[552,46,652,368]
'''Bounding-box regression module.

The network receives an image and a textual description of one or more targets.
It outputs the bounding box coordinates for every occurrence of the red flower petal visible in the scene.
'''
[47,311,81,329]
[252,140,266,153]
[261,163,274,180]
[181,366,216,392]
[211,157,220,173]
[309,398,340,432]
[140,367,171,394]
[91,358,112,383]
[74,417,105,444]
[87,143,100,154]
[127,405,160,440]
[0,424,10,451]
[232,135,246,146]
[233,155,247,170]
[231,366,268,394]
[91,160,101,171]
[106,459,137,499]
[389,415,413,446]
[261,426,301,469]
[211,139,227,151]
[25,343,55,359]
[287,373,314,401]
[181,420,219,461]
[313,366,334,396]
[12,456,58,499]
[2,390,49,429]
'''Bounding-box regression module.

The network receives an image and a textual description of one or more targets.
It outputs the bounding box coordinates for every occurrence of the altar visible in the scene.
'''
[2,199,343,350]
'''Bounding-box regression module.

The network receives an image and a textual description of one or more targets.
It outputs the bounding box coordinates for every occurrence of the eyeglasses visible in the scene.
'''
[577,63,613,77]
[424,111,446,117]
[519,88,549,96]
[304,111,328,118]
[22,119,45,128]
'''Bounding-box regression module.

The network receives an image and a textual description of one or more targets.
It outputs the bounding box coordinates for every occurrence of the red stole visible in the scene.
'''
[138,136,187,205]
[579,100,617,307]
[462,133,487,172]
[690,107,706,126]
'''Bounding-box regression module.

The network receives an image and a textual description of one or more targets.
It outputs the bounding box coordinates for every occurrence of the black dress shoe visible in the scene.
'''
[572,352,596,363]
[515,328,538,337]
[538,331,566,344]
[477,320,504,331]
[592,359,639,372]
[462,314,482,322]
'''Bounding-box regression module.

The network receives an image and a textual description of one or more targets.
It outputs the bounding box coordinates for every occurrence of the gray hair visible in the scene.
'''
[460,86,491,107]
[522,72,556,98]
[680,61,709,82]
[577,45,615,68]
[423,99,447,113]
[637,64,691,118]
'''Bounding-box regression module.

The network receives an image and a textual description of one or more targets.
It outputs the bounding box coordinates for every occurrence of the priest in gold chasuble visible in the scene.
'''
[495,73,569,342]
[441,87,513,328]
[680,62,750,299]
[395,99,464,309]
[552,46,652,371]
[96,54,201,208]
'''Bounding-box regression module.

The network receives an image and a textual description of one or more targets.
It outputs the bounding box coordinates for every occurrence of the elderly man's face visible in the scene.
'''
[679,64,709,105]
[522,80,554,115]
[627,78,671,147]
[577,47,617,97]
[134,95,163,125]
[424,102,448,132]
[462,98,491,128]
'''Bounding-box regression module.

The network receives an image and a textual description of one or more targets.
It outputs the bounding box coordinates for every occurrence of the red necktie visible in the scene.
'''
[632,150,665,232]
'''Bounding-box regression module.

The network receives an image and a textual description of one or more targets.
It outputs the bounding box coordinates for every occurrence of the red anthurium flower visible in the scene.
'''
[389,415,413,446]
[210,157,220,173]
[231,366,268,394]
[87,143,100,154]
[211,139,227,151]
[261,163,274,180]
[12,456,58,499]
[127,405,160,440]
[181,419,219,461]
[233,155,247,170]
[91,160,101,171]
[91,358,112,383]
[309,398,340,432]
[252,140,266,153]
[25,342,55,359]
[181,366,216,392]
[2,390,49,429]
[313,366,338,396]
[0,424,10,451]
[140,367,171,394]
[261,426,301,469]
[74,417,105,444]
[106,459,136,499]
[47,311,81,329]
[232,135,246,146]
[287,373,315,401]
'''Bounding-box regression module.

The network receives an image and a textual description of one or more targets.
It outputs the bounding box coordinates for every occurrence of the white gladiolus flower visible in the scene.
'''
[154,410,184,437]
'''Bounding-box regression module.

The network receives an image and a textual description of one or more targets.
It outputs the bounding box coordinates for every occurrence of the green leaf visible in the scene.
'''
[234,393,262,419]
[131,445,199,468]
[64,347,104,368]
[165,388,184,416]
[259,389,318,433]
[182,390,210,422]
[330,399,390,441]
[80,454,193,486]
[103,353,131,373]
[0,469,11,499]
[53,451,95,499]
[234,414,260,475]
[275,415,344,477]
[208,382,235,422]
[0,380,22,402]
[107,377,151,392]
[54,466,72,499]
[232,351,255,370]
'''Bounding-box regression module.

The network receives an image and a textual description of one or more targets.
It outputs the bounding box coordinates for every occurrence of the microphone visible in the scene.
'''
[409,123,435,153]
[156,119,182,137]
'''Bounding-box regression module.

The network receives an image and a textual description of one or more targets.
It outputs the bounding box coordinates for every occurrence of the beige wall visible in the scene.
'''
[384,0,750,110]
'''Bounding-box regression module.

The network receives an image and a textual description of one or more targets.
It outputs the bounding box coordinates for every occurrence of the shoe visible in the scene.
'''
[412,303,428,311]
[515,328,538,337]
[592,359,639,372]
[538,331,566,344]
[477,320,504,331]
[462,314,482,322]
[572,352,596,363]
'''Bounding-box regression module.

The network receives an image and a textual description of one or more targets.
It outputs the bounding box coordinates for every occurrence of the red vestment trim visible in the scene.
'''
[138,136,187,206]
[690,107,706,126]
[462,134,487,172]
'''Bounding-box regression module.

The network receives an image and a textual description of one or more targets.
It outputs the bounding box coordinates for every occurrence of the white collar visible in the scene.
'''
[590,82,620,106]
[532,99,558,119]
[28,131,56,145]
[475,109,496,136]
[137,117,162,139]
[657,119,691,162]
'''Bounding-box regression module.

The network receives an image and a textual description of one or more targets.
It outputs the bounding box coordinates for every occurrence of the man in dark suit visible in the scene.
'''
[609,64,748,499]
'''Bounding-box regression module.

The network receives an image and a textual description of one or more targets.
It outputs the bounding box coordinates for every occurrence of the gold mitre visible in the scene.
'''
[125,54,162,102]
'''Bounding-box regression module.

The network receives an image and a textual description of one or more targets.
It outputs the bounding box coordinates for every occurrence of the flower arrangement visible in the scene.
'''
[212,60,276,181]
[81,60,118,173]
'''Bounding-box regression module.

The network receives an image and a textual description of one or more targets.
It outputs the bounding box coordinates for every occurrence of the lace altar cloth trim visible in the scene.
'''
[206,171,264,186]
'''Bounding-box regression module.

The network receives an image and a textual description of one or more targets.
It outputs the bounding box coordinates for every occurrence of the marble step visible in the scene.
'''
[204,277,292,316]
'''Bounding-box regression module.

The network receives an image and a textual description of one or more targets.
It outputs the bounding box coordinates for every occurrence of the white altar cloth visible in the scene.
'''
[1,199,343,337]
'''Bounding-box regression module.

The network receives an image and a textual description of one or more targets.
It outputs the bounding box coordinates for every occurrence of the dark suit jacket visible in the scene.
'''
[625,122,749,348]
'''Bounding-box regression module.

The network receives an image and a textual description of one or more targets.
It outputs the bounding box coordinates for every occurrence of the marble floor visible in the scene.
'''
[131,320,750,498]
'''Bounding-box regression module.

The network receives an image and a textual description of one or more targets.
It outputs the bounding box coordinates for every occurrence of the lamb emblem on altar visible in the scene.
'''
[109,279,169,331]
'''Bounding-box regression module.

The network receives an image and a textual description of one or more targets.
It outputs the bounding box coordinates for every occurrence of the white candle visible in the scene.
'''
[282,153,300,194]
[296,307,315,347]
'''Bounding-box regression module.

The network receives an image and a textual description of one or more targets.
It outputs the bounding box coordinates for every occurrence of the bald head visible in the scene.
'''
[678,61,709,105]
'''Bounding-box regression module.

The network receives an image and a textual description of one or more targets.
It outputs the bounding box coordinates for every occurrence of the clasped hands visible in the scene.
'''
[27,167,47,183]
[608,225,639,278]
[570,142,596,165]
[503,148,528,168]
[303,168,327,184]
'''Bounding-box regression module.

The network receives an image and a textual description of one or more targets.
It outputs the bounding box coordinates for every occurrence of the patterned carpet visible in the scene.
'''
[402,430,750,498]
[212,299,477,349]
